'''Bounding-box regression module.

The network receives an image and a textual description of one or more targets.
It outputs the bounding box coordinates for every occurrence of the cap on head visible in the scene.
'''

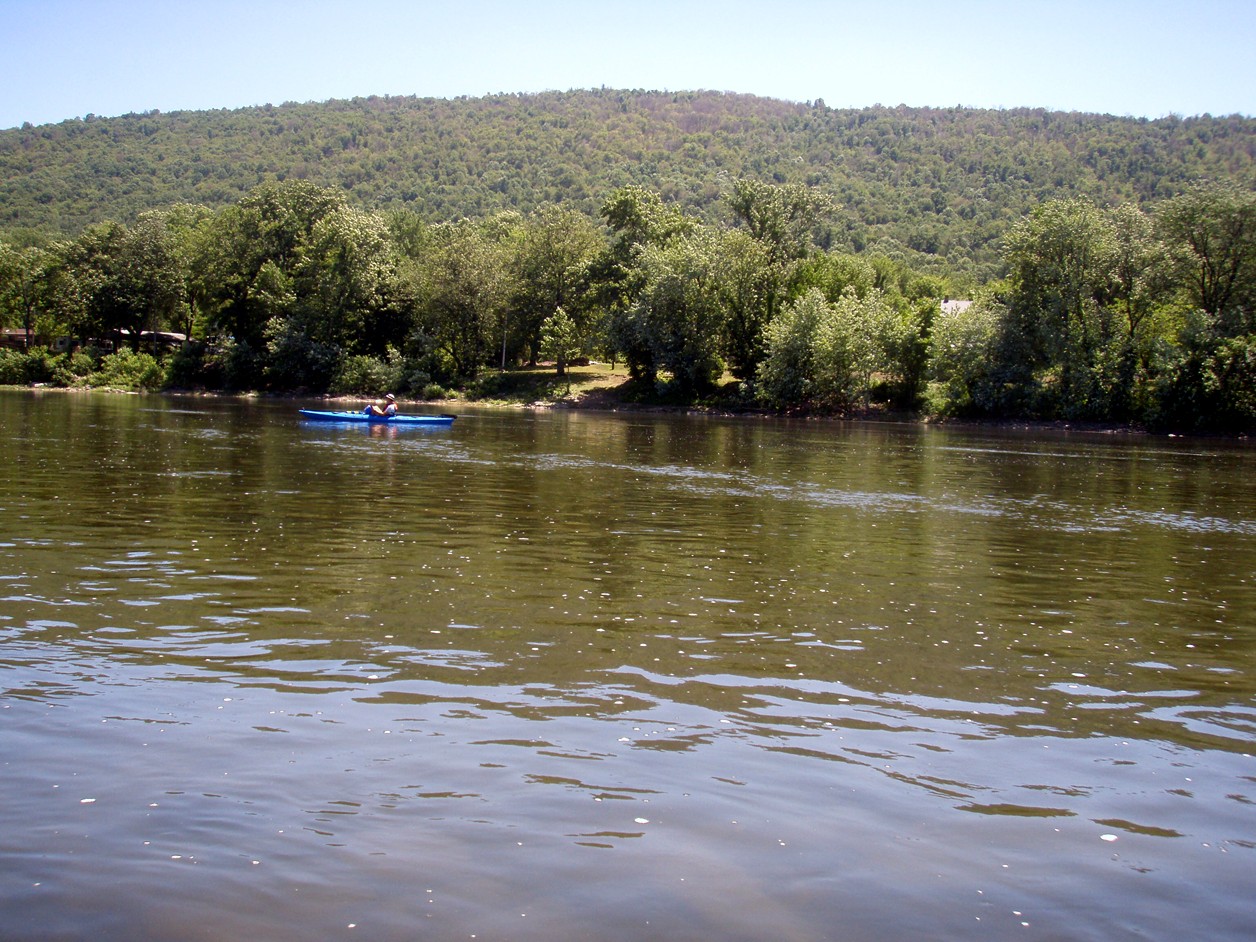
[385,393,396,400]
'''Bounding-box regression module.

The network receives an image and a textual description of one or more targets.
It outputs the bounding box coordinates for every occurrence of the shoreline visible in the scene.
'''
[10,382,1248,441]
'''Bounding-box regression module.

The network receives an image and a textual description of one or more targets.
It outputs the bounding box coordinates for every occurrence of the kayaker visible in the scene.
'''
[363,393,398,417]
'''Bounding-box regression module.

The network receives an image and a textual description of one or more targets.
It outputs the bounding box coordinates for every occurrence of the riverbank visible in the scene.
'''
[7,368,1232,439]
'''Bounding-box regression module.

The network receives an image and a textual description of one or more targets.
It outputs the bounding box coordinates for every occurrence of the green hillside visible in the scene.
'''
[3,89,1253,279]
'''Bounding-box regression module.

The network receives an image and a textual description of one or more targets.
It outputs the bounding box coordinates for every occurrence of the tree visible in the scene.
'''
[418,217,515,379]
[297,205,396,354]
[60,218,184,351]
[539,306,580,376]
[150,203,216,341]
[791,252,877,303]
[512,205,603,365]
[725,179,833,376]
[598,186,696,377]
[758,288,828,407]
[627,227,728,392]
[195,181,349,351]
[726,178,830,266]
[1158,180,1256,335]
[927,295,1005,415]
[813,287,897,409]
[716,229,774,381]
[1001,198,1119,415]
[0,242,58,348]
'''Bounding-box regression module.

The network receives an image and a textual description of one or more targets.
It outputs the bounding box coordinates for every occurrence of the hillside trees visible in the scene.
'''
[4,92,1251,281]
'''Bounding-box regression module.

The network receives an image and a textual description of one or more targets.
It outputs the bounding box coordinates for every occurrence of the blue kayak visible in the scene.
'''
[299,409,455,425]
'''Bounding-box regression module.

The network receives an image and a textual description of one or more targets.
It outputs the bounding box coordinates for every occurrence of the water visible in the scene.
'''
[2,389,1253,941]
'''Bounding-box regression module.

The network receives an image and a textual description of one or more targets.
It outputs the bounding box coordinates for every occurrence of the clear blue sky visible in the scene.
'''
[3,0,1254,131]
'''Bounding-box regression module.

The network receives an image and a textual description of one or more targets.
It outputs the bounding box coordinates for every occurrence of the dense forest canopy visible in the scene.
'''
[2,89,1253,281]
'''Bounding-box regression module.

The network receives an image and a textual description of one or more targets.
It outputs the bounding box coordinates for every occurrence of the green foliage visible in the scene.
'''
[726,177,830,265]
[416,215,517,379]
[758,289,828,407]
[1157,180,1256,332]
[57,216,184,348]
[0,347,98,386]
[330,352,403,395]
[880,298,935,408]
[0,347,35,383]
[50,350,98,387]
[4,92,1252,281]
[1151,318,1256,433]
[927,298,1005,415]
[813,287,895,409]
[163,341,209,389]
[512,206,603,364]
[87,348,165,390]
[627,227,728,393]
[262,316,340,392]
[716,228,775,381]
[539,306,580,375]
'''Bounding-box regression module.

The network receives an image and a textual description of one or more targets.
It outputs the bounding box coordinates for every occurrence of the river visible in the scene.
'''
[1,389,1253,941]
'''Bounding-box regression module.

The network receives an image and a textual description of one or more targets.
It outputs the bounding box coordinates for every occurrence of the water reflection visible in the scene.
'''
[2,392,1255,941]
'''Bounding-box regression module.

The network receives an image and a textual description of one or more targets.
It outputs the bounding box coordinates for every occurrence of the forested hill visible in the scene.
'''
[2,88,1253,278]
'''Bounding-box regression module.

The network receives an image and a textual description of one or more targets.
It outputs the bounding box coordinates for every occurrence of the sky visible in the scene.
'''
[2,0,1254,131]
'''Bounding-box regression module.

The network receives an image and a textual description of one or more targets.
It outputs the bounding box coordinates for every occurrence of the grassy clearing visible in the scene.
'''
[454,362,768,413]
[457,362,631,406]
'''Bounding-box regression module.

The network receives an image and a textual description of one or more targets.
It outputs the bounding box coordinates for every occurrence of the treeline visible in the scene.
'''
[3,90,1253,280]
[2,178,1253,431]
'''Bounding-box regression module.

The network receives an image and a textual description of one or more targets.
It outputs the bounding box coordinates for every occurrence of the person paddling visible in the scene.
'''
[363,392,398,417]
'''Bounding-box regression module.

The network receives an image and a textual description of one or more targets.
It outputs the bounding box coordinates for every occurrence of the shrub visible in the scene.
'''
[1151,331,1256,433]
[88,348,166,390]
[330,354,401,395]
[0,349,34,384]
[927,298,1004,416]
[164,342,210,389]
[263,317,339,392]
[49,351,98,387]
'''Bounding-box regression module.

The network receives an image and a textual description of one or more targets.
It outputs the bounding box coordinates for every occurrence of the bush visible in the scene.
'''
[1152,332,1256,433]
[49,351,98,387]
[0,348,36,384]
[164,342,210,389]
[263,317,339,392]
[402,368,432,394]
[330,354,401,395]
[927,299,1003,416]
[88,348,166,390]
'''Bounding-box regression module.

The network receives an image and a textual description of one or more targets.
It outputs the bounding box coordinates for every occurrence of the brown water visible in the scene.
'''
[1,389,1253,941]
